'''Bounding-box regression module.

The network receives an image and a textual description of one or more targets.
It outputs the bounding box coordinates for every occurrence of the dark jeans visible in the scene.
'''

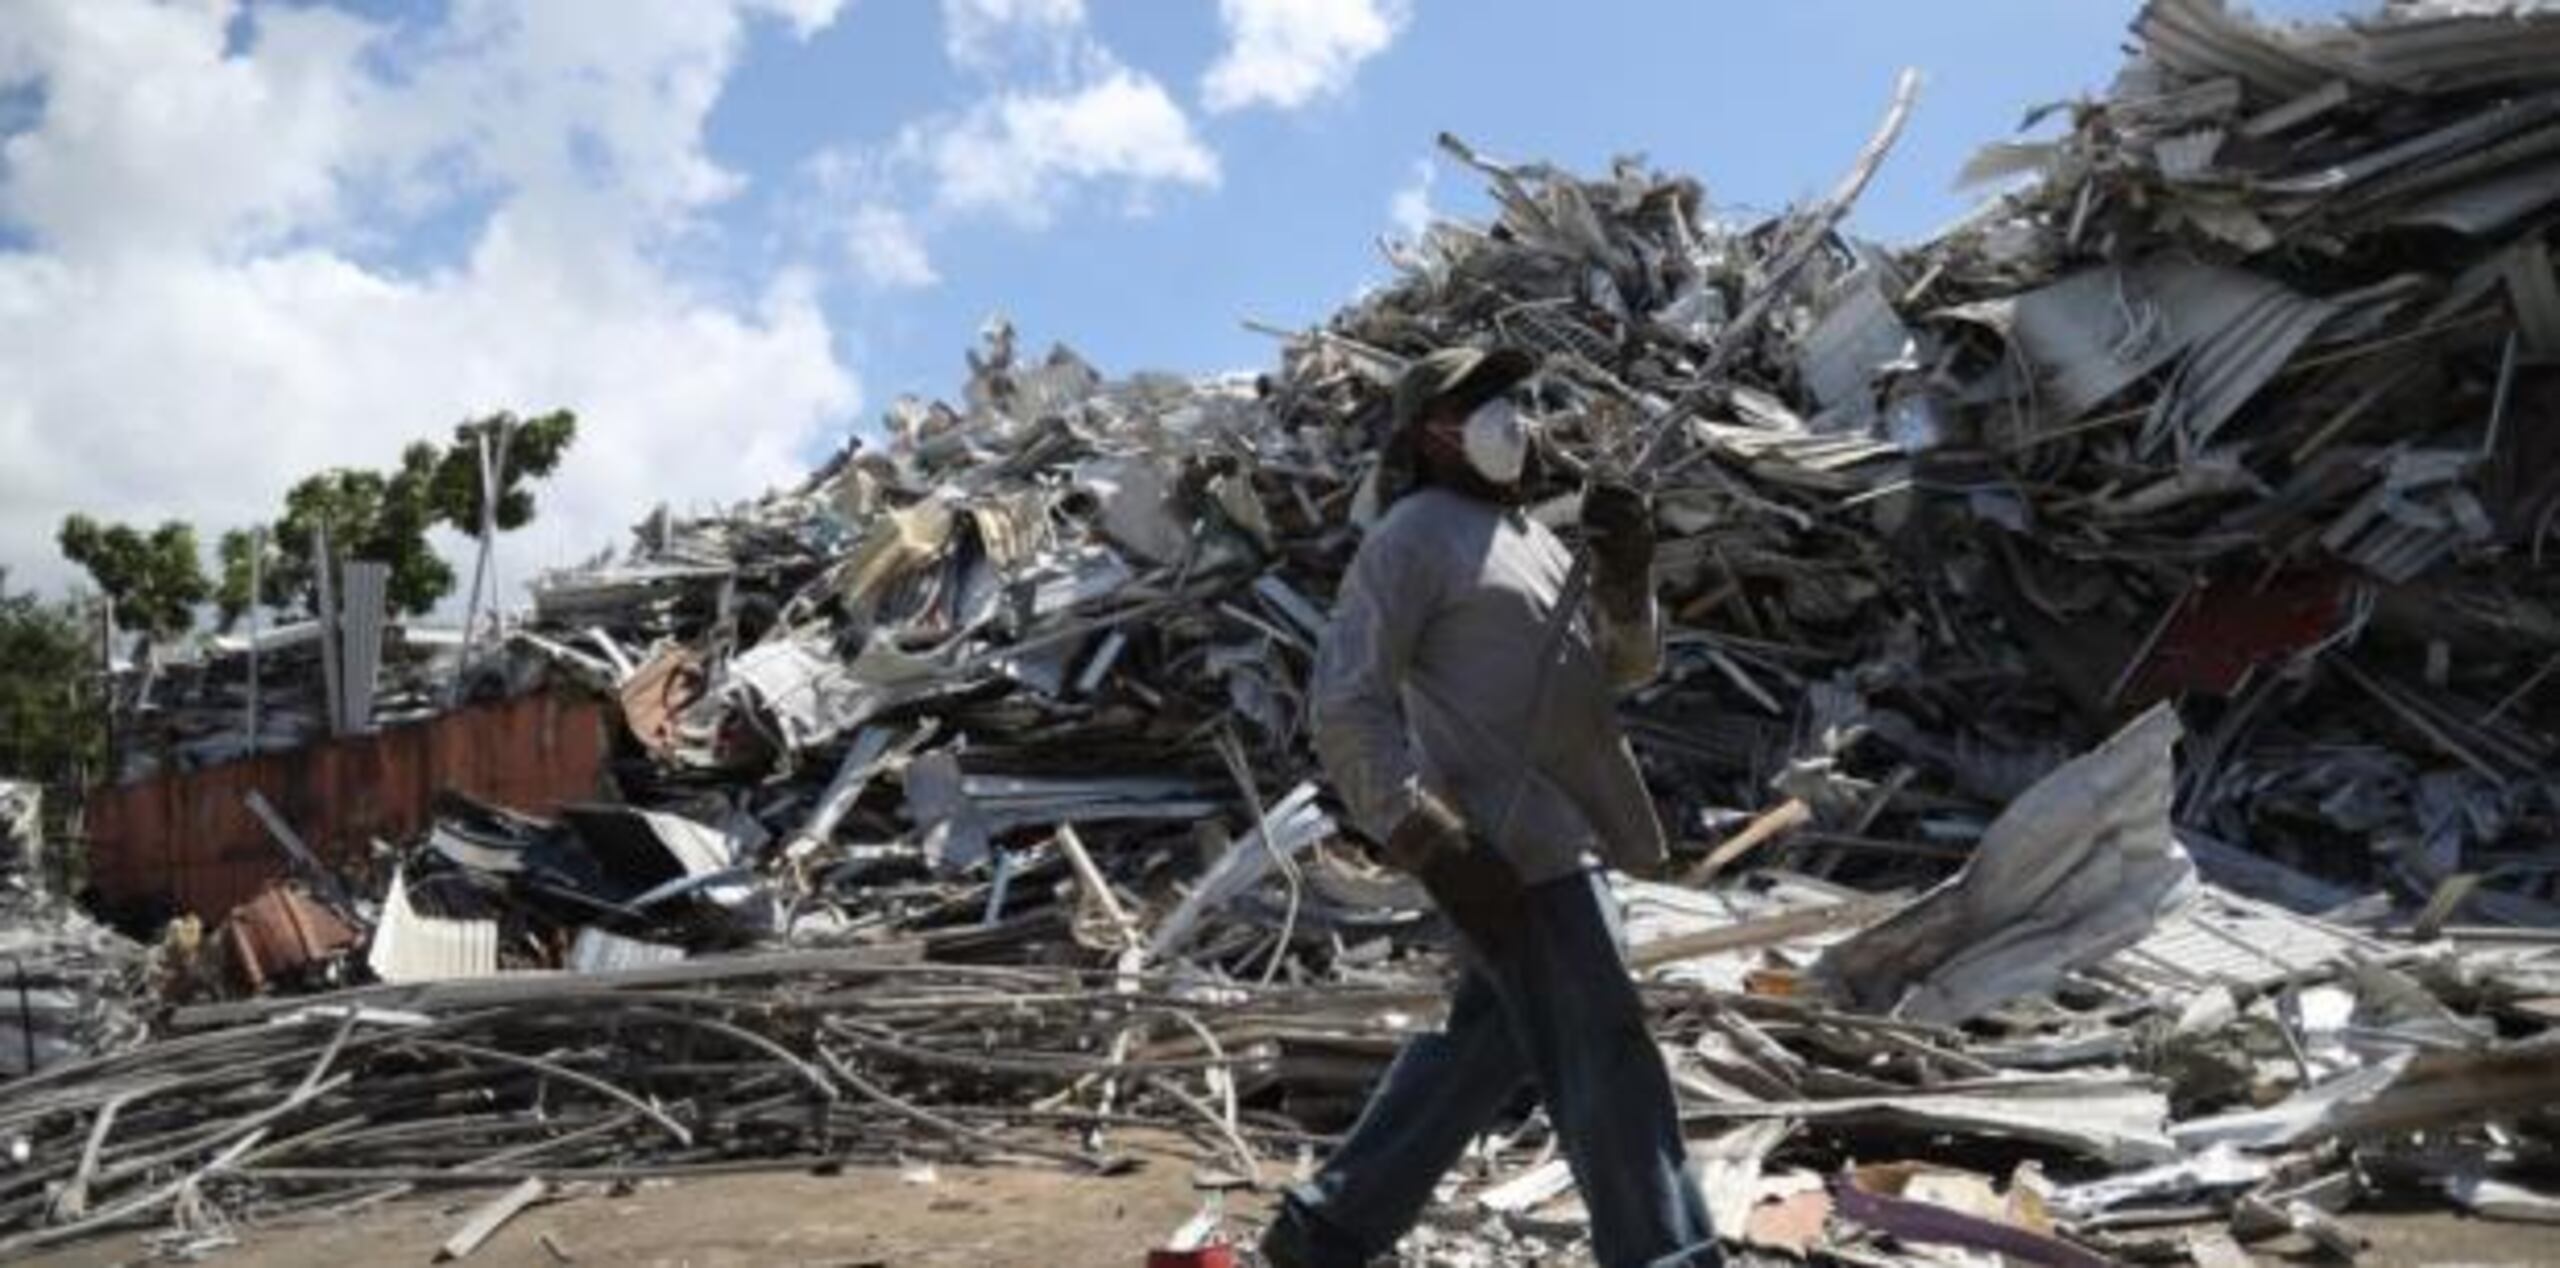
[1278,870,1719,1267]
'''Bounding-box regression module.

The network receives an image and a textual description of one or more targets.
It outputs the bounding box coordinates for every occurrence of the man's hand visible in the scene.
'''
[1383,792,1528,951]
[1383,790,1468,873]
[1582,481,1656,615]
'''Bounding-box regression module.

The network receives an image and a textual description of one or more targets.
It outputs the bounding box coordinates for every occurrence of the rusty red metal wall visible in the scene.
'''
[86,692,607,919]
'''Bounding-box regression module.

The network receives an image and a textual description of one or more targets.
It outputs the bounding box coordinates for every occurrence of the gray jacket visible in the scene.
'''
[1309,487,1669,885]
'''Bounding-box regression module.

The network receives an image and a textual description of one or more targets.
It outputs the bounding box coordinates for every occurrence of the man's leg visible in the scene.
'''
[1272,967,1528,1265]
[1483,871,1718,1268]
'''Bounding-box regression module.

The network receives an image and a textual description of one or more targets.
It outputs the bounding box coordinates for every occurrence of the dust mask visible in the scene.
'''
[1460,398,1528,485]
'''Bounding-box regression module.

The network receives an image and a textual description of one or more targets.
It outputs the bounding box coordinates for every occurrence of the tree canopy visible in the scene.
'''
[55,516,210,642]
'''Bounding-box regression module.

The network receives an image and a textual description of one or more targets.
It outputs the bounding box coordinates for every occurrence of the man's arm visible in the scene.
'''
[1309,530,1438,847]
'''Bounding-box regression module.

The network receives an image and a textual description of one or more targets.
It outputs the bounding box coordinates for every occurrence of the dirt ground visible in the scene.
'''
[21,1157,2557,1267]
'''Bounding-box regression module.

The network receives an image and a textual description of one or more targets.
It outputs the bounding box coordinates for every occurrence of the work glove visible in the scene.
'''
[1582,481,1656,615]
[1385,791,1529,952]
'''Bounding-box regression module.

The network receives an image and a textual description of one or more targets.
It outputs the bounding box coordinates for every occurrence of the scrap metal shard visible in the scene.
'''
[1809,703,2195,1025]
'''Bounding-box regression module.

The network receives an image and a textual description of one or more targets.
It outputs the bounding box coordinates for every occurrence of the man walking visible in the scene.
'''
[1263,346,1718,1267]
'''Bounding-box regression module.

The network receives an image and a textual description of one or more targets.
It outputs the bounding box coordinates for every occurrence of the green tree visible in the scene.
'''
[267,442,453,618]
[55,515,210,644]
[0,568,103,795]
[213,526,283,632]
[427,410,580,538]
[210,409,578,628]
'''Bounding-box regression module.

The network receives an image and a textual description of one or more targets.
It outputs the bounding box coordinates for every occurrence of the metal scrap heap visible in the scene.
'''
[10,0,2560,1261]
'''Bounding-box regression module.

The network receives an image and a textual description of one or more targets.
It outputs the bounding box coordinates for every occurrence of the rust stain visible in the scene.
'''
[87,691,607,919]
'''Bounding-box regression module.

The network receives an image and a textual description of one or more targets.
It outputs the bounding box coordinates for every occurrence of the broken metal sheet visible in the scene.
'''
[1073,455,1191,565]
[1936,257,2330,444]
[1810,704,2196,1025]
[2439,1171,2560,1224]
[1020,545,1142,620]
[557,804,750,902]
[336,559,389,737]
[2049,1144,2272,1221]
[618,644,706,762]
[366,866,498,985]
[2105,883,2391,998]
[1796,264,1913,430]
[2178,1035,2560,1151]
[220,883,362,993]
[1691,1080,2180,1167]
[720,636,922,754]
[2141,264,2339,454]
[2129,0,2344,108]
[904,750,991,875]
[1692,1120,1790,1242]
[566,928,687,974]
[2392,156,2560,234]
[1620,872,1881,992]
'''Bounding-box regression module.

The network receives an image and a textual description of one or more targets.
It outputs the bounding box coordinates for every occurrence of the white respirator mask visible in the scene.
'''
[1460,397,1529,485]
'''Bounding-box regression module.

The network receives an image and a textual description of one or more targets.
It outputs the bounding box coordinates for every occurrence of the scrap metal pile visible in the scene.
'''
[11,0,2560,1261]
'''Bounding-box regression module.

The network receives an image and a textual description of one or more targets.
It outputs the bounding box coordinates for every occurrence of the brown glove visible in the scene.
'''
[1385,792,1528,952]
[1581,481,1656,618]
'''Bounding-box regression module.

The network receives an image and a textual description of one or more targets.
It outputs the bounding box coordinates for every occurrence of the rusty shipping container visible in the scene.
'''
[86,692,608,919]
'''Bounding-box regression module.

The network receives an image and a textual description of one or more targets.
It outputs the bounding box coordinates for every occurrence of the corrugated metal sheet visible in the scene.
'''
[2135,0,2360,102]
[366,865,497,984]
[2109,887,2390,994]
[221,883,362,992]
[87,691,606,920]
[336,561,389,736]
[567,928,686,974]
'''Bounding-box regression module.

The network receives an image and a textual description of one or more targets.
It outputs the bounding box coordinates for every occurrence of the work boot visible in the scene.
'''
[1256,1199,1371,1268]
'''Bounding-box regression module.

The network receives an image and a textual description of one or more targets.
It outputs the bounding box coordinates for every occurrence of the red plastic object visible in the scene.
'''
[1145,1246,1236,1268]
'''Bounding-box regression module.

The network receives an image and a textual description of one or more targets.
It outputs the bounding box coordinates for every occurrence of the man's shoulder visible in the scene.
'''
[1373,486,1489,540]
[1350,491,1460,586]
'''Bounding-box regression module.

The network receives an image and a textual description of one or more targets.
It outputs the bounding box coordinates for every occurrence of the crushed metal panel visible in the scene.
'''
[559,803,744,891]
[2141,260,2338,454]
[618,644,706,760]
[2393,156,2560,235]
[1693,1080,2180,1166]
[2106,884,2390,997]
[1072,455,1190,564]
[1796,265,1912,429]
[1810,704,2195,1025]
[366,865,497,984]
[2134,0,2356,102]
[221,883,361,992]
[724,638,875,753]
[567,927,687,974]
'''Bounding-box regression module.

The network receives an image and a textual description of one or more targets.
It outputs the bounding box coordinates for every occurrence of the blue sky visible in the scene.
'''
[731,0,2136,405]
[0,0,2361,596]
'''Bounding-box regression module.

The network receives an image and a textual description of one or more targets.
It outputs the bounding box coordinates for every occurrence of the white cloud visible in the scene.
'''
[0,0,859,597]
[1388,157,1436,240]
[940,0,1087,71]
[1202,0,1408,114]
[915,67,1220,225]
[842,204,938,289]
